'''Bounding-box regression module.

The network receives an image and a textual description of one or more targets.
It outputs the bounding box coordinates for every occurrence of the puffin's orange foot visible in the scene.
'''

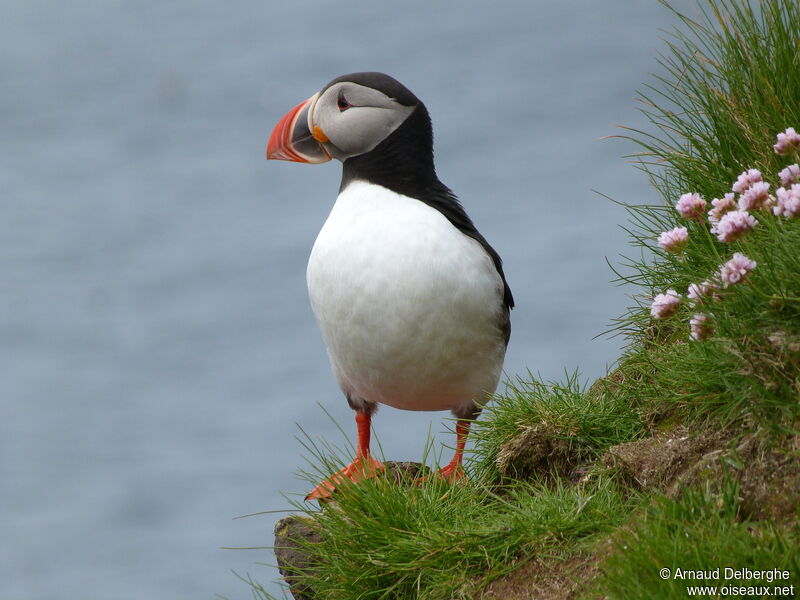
[436,462,466,482]
[305,455,385,501]
[415,462,466,487]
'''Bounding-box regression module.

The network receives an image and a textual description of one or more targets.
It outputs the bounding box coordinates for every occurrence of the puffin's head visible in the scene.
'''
[266,72,419,164]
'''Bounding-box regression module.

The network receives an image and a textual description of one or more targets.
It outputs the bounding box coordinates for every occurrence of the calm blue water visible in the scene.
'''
[1,1,690,598]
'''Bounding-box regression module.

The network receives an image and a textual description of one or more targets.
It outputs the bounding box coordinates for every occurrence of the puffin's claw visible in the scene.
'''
[305,455,385,501]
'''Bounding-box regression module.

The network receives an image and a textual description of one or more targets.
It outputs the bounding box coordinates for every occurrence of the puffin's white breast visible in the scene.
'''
[306,180,507,413]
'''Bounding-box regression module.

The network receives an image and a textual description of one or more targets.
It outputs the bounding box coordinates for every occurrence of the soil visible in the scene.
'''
[495,422,584,481]
[479,553,599,600]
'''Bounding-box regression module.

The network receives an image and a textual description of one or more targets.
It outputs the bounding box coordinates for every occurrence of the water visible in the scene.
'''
[1,1,691,598]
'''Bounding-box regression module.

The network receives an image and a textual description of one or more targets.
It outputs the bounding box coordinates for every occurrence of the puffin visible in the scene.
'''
[266,72,513,500]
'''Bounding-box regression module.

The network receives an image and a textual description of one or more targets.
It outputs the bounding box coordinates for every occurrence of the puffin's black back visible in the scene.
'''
[335,73,514,337]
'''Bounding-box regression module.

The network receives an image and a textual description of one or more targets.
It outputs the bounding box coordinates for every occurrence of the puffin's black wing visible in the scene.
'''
[419,183,514,345]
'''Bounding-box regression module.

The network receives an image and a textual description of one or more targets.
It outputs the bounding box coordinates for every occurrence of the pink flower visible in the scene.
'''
[708,193,737,226]
[650,289,681,319]
[718,252,756,287]
[715,210,757,242]
[675,193,707,221]
[657,226,689,254]
[690,313,714,341]
[731,169,763,194]
[774,184,800,218]
[738,181,773,211]
[774,127,800,155]
[687,280,719,303]
[778,164,800,186]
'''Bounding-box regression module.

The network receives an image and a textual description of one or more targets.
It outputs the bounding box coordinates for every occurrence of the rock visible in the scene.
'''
[382,460,430,483]
[274,515,321,600]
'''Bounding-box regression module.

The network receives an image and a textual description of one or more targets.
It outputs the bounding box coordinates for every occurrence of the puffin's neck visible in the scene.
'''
[339,104,448,200]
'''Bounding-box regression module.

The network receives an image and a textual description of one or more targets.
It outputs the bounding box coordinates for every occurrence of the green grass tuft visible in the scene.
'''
[589,481,800,599]
[287,473,636,600]
[472,370,645,480]
[608,0,800,432]
[621,0,800,199]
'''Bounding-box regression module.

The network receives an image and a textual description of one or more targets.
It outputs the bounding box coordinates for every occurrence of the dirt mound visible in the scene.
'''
[603,426,800,522]
[495,423,588,481]
[480,553,598,600]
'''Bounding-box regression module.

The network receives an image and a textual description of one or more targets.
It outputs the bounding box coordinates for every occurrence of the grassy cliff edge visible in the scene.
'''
[254,2,800,598]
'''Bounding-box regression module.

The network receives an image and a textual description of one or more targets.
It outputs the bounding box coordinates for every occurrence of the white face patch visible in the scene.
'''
[310,82,415,159]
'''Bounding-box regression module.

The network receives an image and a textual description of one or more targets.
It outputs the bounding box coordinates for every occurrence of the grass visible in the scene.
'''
[247,373,648,600]
[589,481,800,599]
[245,1,800,598]
[285,475,633,600]
[471,370,645,480]
[249,390,645,600]
[255,461,639,600]
[619,0,800,200]
[606,0,800,432]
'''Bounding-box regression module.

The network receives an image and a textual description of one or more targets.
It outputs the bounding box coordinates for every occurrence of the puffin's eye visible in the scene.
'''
[337,92,351,112]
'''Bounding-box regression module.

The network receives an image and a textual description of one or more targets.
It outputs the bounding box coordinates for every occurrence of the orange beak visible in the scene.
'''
[266,95,332,164]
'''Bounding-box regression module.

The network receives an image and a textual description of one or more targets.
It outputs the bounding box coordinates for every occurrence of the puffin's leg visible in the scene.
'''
[435,419,472,481]
[425,403,480,483]
[306,403,384,501]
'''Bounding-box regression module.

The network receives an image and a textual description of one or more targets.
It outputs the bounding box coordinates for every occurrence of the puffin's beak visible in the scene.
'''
[266,93,332,164]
